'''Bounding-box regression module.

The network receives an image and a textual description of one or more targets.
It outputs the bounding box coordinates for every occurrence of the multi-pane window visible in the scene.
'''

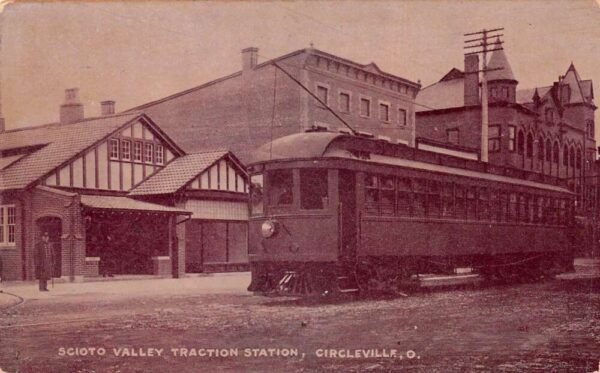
[488,125,501,152]
[155,144,164,165]
[379,103,390,122]
[144,143,154,163]
[365,174,395,215]
[413,179,428,217]
[316,85,328,105]
[109,138,120,160]
[441,183,454,218]
[0,205,16,245]
[398,109,407,126]
[447,129,459,144]
[360,98,371,117]
[397,178,412,216]
[501,87,509,99]
[121,140,131,161]
[339,92,350,113]
[134,141,143,162]
[508,126,516,152]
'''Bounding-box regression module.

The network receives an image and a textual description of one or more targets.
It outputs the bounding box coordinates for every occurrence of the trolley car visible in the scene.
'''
[246,129,575,295]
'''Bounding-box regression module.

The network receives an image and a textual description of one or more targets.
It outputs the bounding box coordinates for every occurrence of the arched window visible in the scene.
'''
[517,130,525,155]
[576,148,582,169]
[545,139,552,161]
[526,133,533,158]
[563,145,569,166]
[538,137,545,161]
[570,147,575,167]
[552,141,559,163]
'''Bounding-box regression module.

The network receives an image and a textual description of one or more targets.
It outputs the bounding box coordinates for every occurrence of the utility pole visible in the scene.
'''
[464,27,504,163]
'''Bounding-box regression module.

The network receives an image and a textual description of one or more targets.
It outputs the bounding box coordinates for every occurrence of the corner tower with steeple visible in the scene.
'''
[486,38,518,104]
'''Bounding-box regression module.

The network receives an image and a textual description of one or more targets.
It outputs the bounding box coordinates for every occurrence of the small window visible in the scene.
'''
[144,143,154,163]
[379,103,390,122]
[109,138,120,160]
[508,126,516,152]
[491,87,498,98]
[300,169,328,210]
[250,174,264,215]
[268,169,293,206]
[398,108,407,126]
[488,125,501,152]
[501,87,509,99]
[0,205,16,245]
[339,92,350,113]
[155,144,164,165]
[121,140,131,161]
[317,85,329,105]
[517,131,524,155]
[133,142,143,162]
[447,129,459,145]
[360,98,371,117]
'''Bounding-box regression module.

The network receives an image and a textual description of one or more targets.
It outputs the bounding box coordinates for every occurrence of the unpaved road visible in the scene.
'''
[0,275,598,372]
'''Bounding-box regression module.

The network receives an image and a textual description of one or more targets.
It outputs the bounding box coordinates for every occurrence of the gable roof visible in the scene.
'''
[516,86,552,104]
[415,78,465,112]
[129,150,245,196]
[0,112,181,191]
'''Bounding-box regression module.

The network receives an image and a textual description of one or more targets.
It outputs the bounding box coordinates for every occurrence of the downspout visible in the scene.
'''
[16,194,27,280]
[64,194,77,282]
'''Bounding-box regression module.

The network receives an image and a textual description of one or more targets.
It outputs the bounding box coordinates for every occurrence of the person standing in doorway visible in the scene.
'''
[34,231,55,291]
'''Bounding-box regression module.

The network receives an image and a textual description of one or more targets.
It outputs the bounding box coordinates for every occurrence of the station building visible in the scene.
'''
[0,90,247,281]
[127,47,421,162]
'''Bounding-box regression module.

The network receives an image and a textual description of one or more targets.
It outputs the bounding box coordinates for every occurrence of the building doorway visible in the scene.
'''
[35,217,62,278]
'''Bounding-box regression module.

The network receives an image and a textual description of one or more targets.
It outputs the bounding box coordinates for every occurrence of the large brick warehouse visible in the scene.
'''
[0,90,248,281]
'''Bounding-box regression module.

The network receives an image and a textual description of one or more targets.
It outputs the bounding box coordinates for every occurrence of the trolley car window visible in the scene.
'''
[250,174,264,215]
[466,187,477,220]
[441,182,454,218]
[380,176,395,215]
[479,188,489,220]
[300,169,328,210]
[413,179,427,217]
[428,181,441,217]
[268,170,293,206]
[490,190,499,222]
[508,193,518,222]
[397,178,412,216]
[455,185,466,219]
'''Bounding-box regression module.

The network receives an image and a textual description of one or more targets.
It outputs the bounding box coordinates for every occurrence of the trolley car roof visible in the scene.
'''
[250,132,572,195]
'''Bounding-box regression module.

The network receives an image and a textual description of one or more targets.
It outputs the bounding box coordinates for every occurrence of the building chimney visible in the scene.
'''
[242,47,259,72]
[464,54,480,107]
[101,100,115,116]
[59,88,84,124]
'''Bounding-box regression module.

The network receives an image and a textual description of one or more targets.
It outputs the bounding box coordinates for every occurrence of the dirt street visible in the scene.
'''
[0,274,598,373]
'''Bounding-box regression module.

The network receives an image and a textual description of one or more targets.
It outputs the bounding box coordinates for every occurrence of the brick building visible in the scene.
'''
[127,47,421,162]
[0,90,247,281]
[415,43,596,209]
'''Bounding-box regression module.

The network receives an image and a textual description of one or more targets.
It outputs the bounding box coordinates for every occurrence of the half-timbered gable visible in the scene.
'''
[42,117,182,192]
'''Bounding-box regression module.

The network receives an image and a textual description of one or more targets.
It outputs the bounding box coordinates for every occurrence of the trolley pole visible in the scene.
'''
[464,27,504,163]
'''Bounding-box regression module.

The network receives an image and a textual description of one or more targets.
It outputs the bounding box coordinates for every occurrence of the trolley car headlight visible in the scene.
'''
[261,220,278,238]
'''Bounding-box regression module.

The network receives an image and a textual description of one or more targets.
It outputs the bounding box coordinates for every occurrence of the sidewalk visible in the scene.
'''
[0,272,251,308]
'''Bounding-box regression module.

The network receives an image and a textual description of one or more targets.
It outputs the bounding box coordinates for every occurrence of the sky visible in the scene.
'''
[1,0,599,131]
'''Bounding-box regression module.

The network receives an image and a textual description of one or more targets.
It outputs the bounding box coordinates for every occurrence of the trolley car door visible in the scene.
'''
[339,170,357,259]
